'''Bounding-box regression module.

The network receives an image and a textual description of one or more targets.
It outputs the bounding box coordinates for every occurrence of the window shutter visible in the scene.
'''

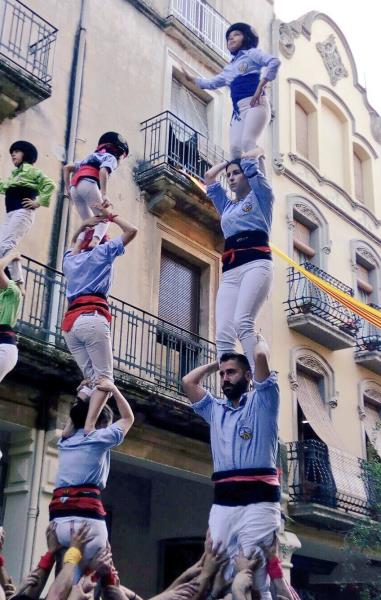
[356,262,373,298]
[353,151,364,202]
[293,220,315,262]
[171,78,208,136]
[295,102,309,158]
[158,251,200,333]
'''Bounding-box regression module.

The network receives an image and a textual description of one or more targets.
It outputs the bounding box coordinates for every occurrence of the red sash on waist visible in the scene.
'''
[49,485,106,520]
[71,165,100,187]
[222,245,271,266]
[61,295,111,332]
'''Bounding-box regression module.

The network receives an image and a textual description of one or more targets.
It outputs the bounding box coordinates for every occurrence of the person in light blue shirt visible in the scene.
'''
[50,381,134,582]
[183,22,280,158]
[204,148,274,369]
[182,336,281,600]
[61,211,137,435]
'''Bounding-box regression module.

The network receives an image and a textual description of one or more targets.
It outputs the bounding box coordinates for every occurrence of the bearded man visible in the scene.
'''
[182,335,280,600]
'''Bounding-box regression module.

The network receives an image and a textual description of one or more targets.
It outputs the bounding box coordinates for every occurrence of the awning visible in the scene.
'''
[297,373,367,502]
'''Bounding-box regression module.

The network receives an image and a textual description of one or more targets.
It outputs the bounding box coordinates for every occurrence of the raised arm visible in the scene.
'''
[96,382,134,436]
[0,250,20,289]
[182,67,227,91]
[240,152,273,216]
[99,167,110,205]
[182,361,219,404]
[112,215,137,247]
[204,161,228,186]
[63,164,75,196]
[254,334,270,383]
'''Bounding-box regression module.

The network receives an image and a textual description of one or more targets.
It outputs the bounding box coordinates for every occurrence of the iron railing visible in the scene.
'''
[0,0,57,85]
[288,440,372,516]
[17,256,220,398]
[285,262,359,337]
[356,303,381,352]
[168,0,230,60]
[138,110,226,184]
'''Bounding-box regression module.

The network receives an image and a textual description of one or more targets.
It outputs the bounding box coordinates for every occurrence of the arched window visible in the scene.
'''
[294,91,317,164]
[287,196,331,269]
[320,98,348,190]
[352,142,374,210]
[351,241,381,306]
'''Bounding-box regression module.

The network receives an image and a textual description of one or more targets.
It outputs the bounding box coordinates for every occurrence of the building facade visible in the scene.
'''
[0,0,380,598]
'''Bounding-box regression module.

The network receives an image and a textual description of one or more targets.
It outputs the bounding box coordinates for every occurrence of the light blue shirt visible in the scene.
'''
[207,158,274,239]
[192,372,279,473]
[195,48,280,91]
[74,151,118,174]
[56,423,124,489]
[63,236,125,301]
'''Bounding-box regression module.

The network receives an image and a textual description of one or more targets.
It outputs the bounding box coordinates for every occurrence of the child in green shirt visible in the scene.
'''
[0,141,55,288]
[0,250,22,383]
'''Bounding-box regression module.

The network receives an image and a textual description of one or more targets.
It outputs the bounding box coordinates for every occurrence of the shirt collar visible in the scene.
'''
[219,392,248,410]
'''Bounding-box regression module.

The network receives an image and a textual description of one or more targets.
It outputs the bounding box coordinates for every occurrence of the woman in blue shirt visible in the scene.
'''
[183,22,280,159]
[204,147,274,368]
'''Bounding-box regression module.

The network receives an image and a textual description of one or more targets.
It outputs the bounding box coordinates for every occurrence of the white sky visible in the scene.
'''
[275,0,381,114]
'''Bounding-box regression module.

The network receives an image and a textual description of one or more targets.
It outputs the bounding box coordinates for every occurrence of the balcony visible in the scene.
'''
[285,263,358,350]
[0,0,57,120]
[135,110,227,230]
[13,255,220,430]
[288,440,374,530]
[355,303,381,374]
[165,0,230,66]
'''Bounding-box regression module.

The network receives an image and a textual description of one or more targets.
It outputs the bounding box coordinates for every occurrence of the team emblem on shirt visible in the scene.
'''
[239,426,253,440]
[238,61,249,73]
[242,201,252,213]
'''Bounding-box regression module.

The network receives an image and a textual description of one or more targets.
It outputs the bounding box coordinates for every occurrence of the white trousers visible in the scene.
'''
[54,516,108,582]
[215,260,273,367]
[209,502,281,600]
[71,180,109,241]
[0,345,18,383]
[63,313,114,390]
[230,96,271,159]
[0,209,34,282]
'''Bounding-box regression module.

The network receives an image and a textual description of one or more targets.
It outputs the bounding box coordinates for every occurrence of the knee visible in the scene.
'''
[233,314,254,339]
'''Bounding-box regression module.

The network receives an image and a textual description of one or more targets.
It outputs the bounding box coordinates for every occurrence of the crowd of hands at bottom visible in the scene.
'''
[0,524,295,600]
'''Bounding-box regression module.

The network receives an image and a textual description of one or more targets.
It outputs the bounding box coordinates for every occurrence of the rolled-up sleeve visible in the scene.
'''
[249,48,280,82]
[254,371,279,409]
[192,392,214,424]
[91,423,125,448]
[195,71,227,90]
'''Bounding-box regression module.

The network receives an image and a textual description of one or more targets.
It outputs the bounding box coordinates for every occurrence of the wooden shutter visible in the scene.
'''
[295,102,309,158]
[356,262,373,299]
[293,220,315,262]
[158,251,200,333]
[353,151,364,203]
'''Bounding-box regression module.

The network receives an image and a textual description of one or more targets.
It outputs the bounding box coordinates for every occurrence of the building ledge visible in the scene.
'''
[0,57,51,120]
[136,163,221,231]
[354,349,381,375]
[287,312,356,350]
[289,501,368,531]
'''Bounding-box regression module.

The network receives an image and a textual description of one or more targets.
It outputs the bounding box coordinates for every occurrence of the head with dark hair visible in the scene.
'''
[225,22,259,55]
[225,160,250,199]
[70,401,113,430]
[219,352,251,402]
[9,140,38,166]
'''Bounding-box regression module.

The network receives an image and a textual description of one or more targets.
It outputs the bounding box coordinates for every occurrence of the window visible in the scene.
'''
[356,261,373,305]
[353,150,364,203]
[159,251,200,334]
[171,78,208,136]
[321,99,346,189]
[295,102,309,159]
[293,219,315,264]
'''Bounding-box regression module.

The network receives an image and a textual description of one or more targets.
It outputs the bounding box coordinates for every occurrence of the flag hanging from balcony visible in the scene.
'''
[271,245,381,329]
[179,169,381,329]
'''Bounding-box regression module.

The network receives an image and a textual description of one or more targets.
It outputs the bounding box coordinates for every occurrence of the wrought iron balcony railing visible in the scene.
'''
[168,0,230,61]
[356,303,381,352]
[288,440,372,517]
[138,110,226,185]
[17,256,220,398]
[0,0,57,86]
[285,262,359,337]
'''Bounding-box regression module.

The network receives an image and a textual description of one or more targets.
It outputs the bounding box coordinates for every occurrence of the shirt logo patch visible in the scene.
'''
[239,426,253,440]
[242,201,252,213]
[238,61,249,73]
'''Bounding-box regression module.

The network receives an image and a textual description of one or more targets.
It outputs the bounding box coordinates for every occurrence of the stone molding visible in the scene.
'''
[316,34,348,86]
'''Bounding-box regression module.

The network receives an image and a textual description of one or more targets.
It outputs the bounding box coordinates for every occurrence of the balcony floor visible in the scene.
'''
[287,312,356,350]
[354,349,381,375]
[289,501,368,531]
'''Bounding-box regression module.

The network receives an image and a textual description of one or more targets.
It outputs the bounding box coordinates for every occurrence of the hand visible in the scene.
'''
[4,580,16,600]
[249,90,261,107]
[17,569,41,594]
[181,67,195,84]
[101,196,113,209]
[202,538,227,579]
[95,378,115,393]
[82,215,108,228]
[46,522,62,554]
[179,557,204,582]
[87,547,113,577]
[258,532,278,560]
[22,198,40,209]
[70,521,94,551]
[68,576,96,600]
[234,546,264,573]
[232,570,253,594]
[165,581,199,600]
[210,561,231,599]
[76,379,92,393]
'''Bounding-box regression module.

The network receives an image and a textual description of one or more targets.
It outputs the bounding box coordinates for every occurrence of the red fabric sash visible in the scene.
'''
[71,165,100,187]
[222,245,271,265]
[61,295,111,332]
[49,485,106,518]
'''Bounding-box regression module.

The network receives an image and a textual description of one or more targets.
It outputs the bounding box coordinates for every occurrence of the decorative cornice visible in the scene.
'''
[316,34,348,86]
[364,388,381,403]
[297,355,325,376]
[294,202,320,226]
[276,12,381,144]
[273,153,285,174]
[288,371,298,391]
[356,247,378,267]
[286,153,381,229]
